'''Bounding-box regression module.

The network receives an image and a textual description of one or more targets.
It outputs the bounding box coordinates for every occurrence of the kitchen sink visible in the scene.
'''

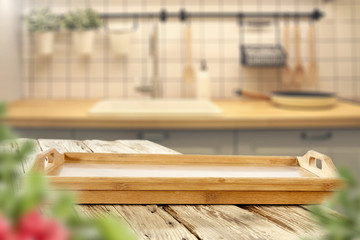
[88,99,222,116]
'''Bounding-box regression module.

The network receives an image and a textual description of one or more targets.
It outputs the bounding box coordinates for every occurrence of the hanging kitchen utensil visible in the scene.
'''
[183,22,195,98]
[308,20,318,84]
[239,18,286,67]
[235,89,337,109]
[293,20,305,86]
[281,20,292,86]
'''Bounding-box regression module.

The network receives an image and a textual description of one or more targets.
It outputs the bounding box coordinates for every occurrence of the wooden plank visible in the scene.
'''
[118,140,180,154]
[83,140,138,153]
[74,205,115,220]
[75,205,199,240]
[38,139,91,153]
[164,205,297,240]
[107,205,199,240]
[243,206,323,239]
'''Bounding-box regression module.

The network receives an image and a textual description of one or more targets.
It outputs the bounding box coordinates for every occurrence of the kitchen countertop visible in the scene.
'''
[5,99,360,129]
[15,138,323,239]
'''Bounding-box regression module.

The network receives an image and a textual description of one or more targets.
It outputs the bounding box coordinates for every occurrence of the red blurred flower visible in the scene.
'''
[15,211,69,240]
[0,216,12,240]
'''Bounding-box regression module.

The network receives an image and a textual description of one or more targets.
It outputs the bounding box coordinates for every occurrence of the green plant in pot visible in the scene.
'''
[63,8,102,57]
[26,8,61,56]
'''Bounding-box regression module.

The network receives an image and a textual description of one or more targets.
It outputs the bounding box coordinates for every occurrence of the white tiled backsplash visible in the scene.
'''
[22,0,360,99]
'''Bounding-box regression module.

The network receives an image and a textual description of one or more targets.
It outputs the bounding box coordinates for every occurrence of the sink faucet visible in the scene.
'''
[135,23,162,98]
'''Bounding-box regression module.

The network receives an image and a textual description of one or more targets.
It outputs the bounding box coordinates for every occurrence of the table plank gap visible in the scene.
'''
[110,205,198,240]
[164,205,299,240]
[242,205,323,238]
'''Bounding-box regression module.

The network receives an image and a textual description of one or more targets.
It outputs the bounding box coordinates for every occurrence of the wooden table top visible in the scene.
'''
[6,99,360,129]
[13,139,323,240]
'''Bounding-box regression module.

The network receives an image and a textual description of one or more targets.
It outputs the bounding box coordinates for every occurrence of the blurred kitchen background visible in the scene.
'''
[1,0,360,173]
[0,0,357,99]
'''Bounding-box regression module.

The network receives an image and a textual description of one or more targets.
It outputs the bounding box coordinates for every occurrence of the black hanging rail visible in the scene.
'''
[99,8,324,21]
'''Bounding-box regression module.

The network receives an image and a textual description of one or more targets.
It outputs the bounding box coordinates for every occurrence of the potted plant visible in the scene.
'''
[0,104,137,240]
[63,8,101,57]
[108,21,136,58]
[26,8,61,56]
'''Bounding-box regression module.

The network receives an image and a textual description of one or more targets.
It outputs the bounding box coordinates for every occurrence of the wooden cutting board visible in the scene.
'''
[32,149,342,204]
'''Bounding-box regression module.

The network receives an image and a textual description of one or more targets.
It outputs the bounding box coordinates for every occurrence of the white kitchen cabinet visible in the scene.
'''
[14,128,73,139]
[236,129,360,174]
[137,130,235,155]
[13,128,235,155]
[73,130,138,141]
[12,127,360,176]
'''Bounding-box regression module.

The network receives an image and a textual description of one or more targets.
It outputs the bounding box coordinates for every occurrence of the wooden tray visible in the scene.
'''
[32,149,342,204]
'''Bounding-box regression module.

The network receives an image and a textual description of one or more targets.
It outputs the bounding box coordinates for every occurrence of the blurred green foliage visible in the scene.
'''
[0,103,136,240]
[26,8,61,32]
[307,167,360,240]
[63,8,102,31]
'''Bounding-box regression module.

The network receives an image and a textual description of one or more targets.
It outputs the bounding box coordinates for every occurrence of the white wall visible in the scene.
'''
[0,0,22,102]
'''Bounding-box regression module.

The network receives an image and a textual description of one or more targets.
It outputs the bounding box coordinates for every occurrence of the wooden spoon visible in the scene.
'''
[183,23,195,98]
[308,21,318,84]
[293,21,305,87]
[281,22,292,87]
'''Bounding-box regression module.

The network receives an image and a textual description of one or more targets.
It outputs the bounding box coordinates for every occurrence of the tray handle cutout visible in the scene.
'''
[31,148,64,174]
[297,150,337,178]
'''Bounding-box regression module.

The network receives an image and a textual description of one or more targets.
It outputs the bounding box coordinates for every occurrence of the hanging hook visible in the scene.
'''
[160,9,167,22]
[237,13,244,26]
[180,9,187,22]
[311,8,323,21]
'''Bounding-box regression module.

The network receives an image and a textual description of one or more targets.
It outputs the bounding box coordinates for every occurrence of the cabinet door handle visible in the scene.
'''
[300,131,332,141]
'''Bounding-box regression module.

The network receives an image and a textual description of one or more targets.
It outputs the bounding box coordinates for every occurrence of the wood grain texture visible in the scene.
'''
[6,99,360,129]
[109,205,198,240]
[119,140,179,154]
[165,205,297,240]
[83,139,138,153]
[39,139,91,153]
[243,205,323,239]
[72,190,333,205]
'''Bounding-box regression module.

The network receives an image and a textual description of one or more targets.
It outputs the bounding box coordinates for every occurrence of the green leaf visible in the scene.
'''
[26,8,61,32]
[306,167,360,240]
[63,8,101,31]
